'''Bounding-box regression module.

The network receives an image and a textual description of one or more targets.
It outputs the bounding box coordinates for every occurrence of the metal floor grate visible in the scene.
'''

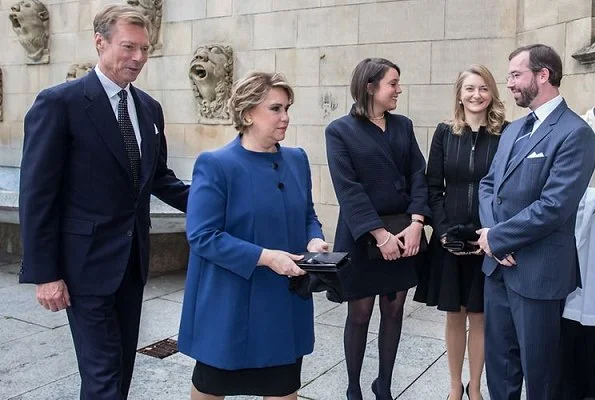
[137,338,178,359]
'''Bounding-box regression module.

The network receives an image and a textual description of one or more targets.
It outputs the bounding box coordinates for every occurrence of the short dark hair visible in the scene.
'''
[350,58,400,119]
[509,44,563,87]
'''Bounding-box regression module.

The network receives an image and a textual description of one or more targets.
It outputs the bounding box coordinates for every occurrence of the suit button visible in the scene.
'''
[496,197,502,205]
[126,230,133,237]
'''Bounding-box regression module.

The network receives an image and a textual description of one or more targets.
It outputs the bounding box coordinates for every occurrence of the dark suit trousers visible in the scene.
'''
[557,317,595,399]
[66,236,144,400]
[484,268,564,400]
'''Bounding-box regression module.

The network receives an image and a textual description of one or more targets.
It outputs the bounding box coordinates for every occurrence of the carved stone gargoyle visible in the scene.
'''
[66,63,94,82]
[189,44,234,125]
[9,0,50,65]
[127,0,163,57]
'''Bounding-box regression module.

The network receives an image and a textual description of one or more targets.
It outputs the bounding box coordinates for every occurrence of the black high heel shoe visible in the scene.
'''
[446,383,464,399]
[465,383,484,400]
[371,379,393,400]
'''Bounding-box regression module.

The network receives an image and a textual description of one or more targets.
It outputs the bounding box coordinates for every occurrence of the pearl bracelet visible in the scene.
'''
[376,232,392,247]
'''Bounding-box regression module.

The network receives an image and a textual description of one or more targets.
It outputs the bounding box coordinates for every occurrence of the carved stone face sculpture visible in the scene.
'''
[65,63,94,82]
[189,44,233,124]
[9,0,50,64]
[127,0,162,56]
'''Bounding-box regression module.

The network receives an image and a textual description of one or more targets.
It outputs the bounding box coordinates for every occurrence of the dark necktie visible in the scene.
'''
[117,90,141,191]
[507,112,537,167]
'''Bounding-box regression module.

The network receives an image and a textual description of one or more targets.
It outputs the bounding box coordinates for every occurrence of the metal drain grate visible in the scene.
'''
[137,338,178,359]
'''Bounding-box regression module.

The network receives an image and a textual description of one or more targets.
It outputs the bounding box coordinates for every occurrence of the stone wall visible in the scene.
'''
[0,0,593,243]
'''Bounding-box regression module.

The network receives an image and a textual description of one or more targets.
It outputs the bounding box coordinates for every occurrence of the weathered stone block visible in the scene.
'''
[310,164,321,204]
[254,11,297,49]
[161,89,196,124]
[234,50,276,80]
[291,86,347,125]
[296,125,326,165]
[557,0,592,22]
[163,0,205,22]
[184,124,236,157]
[75,30,98,63]
[234,0,271,15]
[359,0,445,44]
[408,84,452,127]
[319,45,375,86]
[275,48,320,87]
[145,55,191,91]
[315,203,339,243]
[272,0,319,11]
[521,0,558,31]
[206,0,231,17]
[296,6,358,48]
[320,165,338,206]
[377,42,432,85]
[161,21,192,56]
[445,0,516,39]
[516,23,566,60]
[192,16,253,52]
[49,1,79,34]
[431,38,515,84]
[148,233,188,275]
[565,18,595,75]
[50,32,77,63]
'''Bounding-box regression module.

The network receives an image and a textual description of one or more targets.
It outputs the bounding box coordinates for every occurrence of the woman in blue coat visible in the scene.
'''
[178,72,328,399]
[326,58,431,400]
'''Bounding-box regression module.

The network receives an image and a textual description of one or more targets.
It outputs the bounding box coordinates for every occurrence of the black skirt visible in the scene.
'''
[192,358,302,396]
[414,235,485,313]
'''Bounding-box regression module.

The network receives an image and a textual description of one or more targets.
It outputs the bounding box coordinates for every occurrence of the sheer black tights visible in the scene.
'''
[344,291,407,400]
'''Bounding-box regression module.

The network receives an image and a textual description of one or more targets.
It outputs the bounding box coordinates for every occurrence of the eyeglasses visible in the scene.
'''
[505,69,532,82]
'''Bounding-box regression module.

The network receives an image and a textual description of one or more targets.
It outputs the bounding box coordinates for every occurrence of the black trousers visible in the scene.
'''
[558,317,595,400]
[66,237,144,400]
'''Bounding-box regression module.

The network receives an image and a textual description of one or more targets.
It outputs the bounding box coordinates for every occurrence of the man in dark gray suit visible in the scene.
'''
[477,44,595,399]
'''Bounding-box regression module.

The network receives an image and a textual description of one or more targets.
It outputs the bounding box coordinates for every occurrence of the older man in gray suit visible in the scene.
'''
[477,44,595,400]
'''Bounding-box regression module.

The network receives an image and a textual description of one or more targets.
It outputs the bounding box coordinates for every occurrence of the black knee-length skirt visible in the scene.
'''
[192,358,303,396]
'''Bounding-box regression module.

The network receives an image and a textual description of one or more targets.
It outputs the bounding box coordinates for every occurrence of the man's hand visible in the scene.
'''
[476,228,517,267]
[307,238,329,253]
[36,279,71,312]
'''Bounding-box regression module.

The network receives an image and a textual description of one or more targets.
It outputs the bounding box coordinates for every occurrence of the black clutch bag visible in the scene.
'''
[367,214,428,259]
[441,224,481,254]
[296,252,349,273]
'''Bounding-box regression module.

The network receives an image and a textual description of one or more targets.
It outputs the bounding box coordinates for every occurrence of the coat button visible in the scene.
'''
[127,230,133,237]
[496,197,502,205]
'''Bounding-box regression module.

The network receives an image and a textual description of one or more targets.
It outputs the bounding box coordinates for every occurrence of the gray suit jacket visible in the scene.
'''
[479,100,595,300]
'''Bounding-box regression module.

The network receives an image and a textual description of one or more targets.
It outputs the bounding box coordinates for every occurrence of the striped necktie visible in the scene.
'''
[507,112,537,167]
[117,90,141,192]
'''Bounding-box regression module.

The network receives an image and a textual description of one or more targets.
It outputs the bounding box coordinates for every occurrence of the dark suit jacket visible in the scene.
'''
[19,70,189,296]
[479,100,595,300]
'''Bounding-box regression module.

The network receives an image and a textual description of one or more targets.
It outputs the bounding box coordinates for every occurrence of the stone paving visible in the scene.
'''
[0,251,518,400]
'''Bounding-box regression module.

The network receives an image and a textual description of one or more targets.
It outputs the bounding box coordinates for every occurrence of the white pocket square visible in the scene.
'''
[527,152,545,159]
[153,123,159,135]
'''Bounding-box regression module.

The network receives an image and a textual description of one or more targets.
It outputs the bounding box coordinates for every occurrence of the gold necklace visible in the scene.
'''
[369,115,384,121]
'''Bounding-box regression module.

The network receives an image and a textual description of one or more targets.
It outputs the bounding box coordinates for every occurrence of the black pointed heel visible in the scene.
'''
[446,383,464,400]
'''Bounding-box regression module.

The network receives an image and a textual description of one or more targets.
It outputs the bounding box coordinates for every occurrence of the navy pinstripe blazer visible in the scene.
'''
[479,100,595,300]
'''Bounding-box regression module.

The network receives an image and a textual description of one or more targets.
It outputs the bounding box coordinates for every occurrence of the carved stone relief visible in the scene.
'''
[127,0,163,57]
[65,63,94,82]
[320,92,338,118]
[572,42,595,65]
[0,68,3,122]
[9,0,50,65]
[189,44,233,125]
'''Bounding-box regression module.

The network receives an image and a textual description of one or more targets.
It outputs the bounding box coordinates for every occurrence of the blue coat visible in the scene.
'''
[178,137,324,370]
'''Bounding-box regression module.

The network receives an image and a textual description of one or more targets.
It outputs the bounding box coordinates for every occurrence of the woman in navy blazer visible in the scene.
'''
[178,72,328,399]
[326,58,431,400]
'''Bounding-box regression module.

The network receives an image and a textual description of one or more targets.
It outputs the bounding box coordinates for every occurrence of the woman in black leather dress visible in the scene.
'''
[414,64,507,400]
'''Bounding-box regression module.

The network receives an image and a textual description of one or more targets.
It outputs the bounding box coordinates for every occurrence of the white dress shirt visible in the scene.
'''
[528,94,563,136]
[94,66,142,156]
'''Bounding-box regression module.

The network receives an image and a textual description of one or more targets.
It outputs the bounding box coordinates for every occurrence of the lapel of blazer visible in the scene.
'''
[83,70,134,190]
[500,100,568,185]
[130,85,156,193]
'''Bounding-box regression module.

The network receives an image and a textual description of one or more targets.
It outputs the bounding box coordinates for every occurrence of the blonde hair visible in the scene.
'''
[452,64,505,136]
[93,4,149,41]
[229,72,294,133]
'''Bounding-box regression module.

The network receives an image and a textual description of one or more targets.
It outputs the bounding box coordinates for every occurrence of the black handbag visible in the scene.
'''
[441,223,481,254]
[367,214,428,259]
[296,252,349,273]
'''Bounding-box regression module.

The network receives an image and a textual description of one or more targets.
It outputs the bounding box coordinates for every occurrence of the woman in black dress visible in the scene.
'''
[326,58,431,400]
[413,64,506,400]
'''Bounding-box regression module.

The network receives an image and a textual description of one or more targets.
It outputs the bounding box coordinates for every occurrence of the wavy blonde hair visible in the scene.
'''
[451,64,505,136]
[228,72,294,134]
